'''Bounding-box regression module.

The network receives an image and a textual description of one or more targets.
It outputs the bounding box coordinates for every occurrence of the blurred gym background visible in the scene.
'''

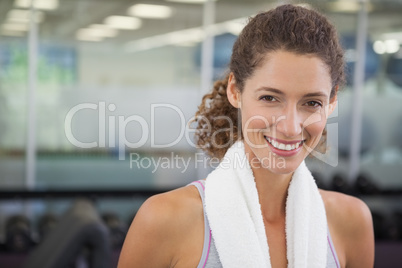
[0,0,401,267]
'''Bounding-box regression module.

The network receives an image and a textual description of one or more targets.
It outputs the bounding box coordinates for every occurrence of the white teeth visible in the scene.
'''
[265,136,303,151]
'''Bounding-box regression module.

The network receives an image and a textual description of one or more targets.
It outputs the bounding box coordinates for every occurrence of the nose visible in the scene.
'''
[275,105,302,138]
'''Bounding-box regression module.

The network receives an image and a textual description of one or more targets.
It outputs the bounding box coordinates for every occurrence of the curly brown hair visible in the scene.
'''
[194,4,345,159]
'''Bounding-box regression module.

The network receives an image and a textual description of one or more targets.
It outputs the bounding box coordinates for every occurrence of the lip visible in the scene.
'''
[264,136,304,157]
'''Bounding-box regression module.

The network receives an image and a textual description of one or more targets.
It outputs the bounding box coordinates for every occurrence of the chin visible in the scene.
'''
[260,153,305,175]
[245,138,317,176]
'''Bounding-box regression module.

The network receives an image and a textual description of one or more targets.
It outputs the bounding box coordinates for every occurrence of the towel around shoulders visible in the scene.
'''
[204,141,327,268]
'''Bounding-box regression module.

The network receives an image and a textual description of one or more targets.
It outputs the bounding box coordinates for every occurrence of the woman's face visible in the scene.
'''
[227,50,337,174]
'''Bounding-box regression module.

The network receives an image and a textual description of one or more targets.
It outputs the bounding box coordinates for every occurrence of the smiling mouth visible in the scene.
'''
[264,136,305,151]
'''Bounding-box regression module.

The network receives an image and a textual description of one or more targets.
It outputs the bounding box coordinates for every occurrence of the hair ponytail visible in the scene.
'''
[192,74,240,159]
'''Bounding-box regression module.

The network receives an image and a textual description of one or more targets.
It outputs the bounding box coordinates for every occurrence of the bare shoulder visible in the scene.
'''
[118,184,203,268]
[135,184,202,227]
[319,190,373,239]
[319,190,372,221]
[319,190,374,268]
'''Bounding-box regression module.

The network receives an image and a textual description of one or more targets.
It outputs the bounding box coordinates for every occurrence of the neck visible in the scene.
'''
[255,166,292,223]
[246,151,293,223]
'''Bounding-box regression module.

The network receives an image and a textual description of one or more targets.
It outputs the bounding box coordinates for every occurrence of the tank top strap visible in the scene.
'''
[188,180,206,203]
[188,180,212,268]
[326,226,341,268]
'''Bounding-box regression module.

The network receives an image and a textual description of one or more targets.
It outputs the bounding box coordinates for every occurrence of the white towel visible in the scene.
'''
[204,141,327,268]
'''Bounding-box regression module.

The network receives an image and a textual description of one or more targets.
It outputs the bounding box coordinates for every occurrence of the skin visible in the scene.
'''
[118,51,375,268]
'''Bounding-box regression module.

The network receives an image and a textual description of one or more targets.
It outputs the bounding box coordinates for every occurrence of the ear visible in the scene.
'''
[327,86,338,117]
[226,73,241,108]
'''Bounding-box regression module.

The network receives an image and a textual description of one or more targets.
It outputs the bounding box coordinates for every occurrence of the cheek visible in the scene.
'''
[302,110,327,137]
[241,108,272,132]
[304,118,326,140]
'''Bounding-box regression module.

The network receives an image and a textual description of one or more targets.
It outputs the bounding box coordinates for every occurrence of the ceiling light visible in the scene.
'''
[128,4,172,19]
[384,39,400,54]
[373,40,386,55]
[373,39,401,54]
[328,1,373,13]
[76,29,103,42]
[2,23,29,31]
[89,24,118,37]
[125,28,204,52]
[165,0,217,4]
[6,9,44,23]
[104,16,142,30]
[125,17,245,53]
[329,1,359,12]
[14,0,59,10]
[76,28,115,40]
[175,41,198,47]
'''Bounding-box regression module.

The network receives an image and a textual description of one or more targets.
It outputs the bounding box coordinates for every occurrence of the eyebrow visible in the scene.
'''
[257,87,328,99]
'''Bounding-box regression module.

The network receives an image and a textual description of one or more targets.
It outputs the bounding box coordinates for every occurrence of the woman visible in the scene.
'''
[118,4,374,268]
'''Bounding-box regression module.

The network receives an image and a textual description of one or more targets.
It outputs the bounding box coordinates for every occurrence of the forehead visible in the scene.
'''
[244,50,332,95]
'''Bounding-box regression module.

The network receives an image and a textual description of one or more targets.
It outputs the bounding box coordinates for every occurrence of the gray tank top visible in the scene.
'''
[190,180,341,268]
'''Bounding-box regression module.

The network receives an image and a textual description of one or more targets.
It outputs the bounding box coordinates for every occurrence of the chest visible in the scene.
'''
[265,222,288,268]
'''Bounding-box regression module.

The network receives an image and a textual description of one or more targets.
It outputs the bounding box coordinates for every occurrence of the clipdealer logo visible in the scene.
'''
[64,101,339,167]
[64,102,204,160]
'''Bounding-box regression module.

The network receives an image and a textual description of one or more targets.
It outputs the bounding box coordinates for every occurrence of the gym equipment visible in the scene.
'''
[330,173,352,194]
[102,212,128,250]
[37,213,59,242]
[372,211,399,241]
[354,173,379,195]
[22,199,111,268]
[393,211,402,241]
[311,171,327,190]
[5,215,35,252]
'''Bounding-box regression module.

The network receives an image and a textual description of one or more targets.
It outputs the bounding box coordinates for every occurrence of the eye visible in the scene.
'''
[305,101,322,108]
[260,95,277,102]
